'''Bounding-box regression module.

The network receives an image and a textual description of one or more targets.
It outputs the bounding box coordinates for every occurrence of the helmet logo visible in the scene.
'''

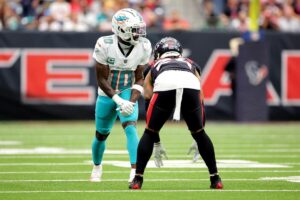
[163,41,176,49]
[115,15,129,24]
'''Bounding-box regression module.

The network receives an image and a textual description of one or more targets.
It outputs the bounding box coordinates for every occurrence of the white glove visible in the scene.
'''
[120,100,135,116]
[112,94,135,116]
[187,140,200,162]
[153,142,168,168]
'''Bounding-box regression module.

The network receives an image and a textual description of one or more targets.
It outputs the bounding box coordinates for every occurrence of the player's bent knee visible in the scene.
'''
[144,128,160,142]
[95,130,110,141]
[191,128,205,136]
[122,121,136,129]
[145,128,159,135]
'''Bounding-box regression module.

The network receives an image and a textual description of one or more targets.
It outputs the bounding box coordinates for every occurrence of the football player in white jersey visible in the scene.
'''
[90,8,152,183]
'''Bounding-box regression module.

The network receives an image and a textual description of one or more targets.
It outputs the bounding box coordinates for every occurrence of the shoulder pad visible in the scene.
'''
[97,35,114,48]
[187,58,201,74]
[140,38,152,51]
[185,58,194,64]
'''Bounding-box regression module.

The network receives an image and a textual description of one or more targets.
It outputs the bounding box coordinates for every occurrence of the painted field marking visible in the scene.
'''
[0,148,126,155]
[0,178,298,183]
[1,147,300,155]
[215,149,300,153]
[100,160,290,169]
[0,163,87,166]
[0,160,290,168]
[1,170,300,174]
[0,189,299,194]
[0,155,299,159]
[0,141,21,145]
[261,176,300,183]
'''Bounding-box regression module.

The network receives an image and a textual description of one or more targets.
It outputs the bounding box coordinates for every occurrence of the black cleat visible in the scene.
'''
[129,175,143,190]
[210,175,223,189]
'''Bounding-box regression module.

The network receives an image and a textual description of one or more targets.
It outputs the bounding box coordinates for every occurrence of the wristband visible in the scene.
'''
[132,84,144,95]
[112,94,123,105]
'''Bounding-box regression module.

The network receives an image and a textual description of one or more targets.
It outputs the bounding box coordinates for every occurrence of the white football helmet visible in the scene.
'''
[112,8,146,45]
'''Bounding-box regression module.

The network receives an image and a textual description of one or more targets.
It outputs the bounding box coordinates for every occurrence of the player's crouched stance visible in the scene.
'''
[129,37,223,190]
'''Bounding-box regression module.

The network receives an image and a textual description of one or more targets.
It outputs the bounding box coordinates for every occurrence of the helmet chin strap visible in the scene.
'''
[117,36,132,47]
[117,36,135,56]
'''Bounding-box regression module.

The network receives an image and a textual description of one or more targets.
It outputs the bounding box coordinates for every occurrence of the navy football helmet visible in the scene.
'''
[153,37,183,60]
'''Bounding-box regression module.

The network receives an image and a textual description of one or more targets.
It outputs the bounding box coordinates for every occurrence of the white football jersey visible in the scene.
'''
[93,34,152,96]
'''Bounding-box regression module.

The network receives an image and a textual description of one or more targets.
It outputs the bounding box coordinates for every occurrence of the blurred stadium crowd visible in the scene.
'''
[0,0,299,32]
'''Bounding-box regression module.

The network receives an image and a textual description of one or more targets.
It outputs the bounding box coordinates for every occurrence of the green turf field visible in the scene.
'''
[0,121,299,200]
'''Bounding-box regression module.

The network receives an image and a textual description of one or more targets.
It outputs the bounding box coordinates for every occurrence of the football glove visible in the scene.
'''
[119,101,135,116]
[153,142,168,168]
[187,140,200,162]
[112,94,135,116]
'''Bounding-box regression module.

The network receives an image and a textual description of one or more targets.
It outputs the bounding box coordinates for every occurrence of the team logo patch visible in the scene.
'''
[104,38,113,44]
[107,57,115,64]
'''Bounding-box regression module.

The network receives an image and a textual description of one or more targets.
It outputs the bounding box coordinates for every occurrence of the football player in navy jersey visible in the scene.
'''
[130,37,223,190]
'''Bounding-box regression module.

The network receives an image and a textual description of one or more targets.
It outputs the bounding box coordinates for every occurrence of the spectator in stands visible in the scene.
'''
[140,6,158,29]
[163,9,191,31]
[63,12,89,31]
[261,0,282,30]
[1,0,300,32]
[201,0,227,30]
[0,0,6,30]
[96,1,115,32]
[212,0,224,15]
[230,9,249,32]
[48,0,71,31]
[75,0,97,30]
[238,0,249,13]
[144,0,160,10]
[2,1,21,30]
[223,0,240,20]
[21,0,38,17]
[277,3,300,32]
[294,0,300,15]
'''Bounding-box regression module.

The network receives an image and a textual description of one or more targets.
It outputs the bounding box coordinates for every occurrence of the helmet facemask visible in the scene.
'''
[119,24,146,45]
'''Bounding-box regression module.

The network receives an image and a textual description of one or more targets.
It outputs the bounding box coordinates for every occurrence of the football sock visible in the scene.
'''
[91,137,106,165]
[136,129,158,174]
[124,125,139,164]
[192,129,218,174]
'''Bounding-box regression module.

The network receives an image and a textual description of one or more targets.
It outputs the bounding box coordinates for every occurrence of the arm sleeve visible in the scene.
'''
[92,38,107,65]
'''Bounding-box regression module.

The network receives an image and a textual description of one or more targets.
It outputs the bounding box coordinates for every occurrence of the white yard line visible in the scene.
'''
[0,148,300,155]
[0,178,294,182]
[0,141,22,145]
[1,170,300,174]
[0,163,87,166]
[0,159,291,169]
[217,155,300,158]
[0,154,299,158]
[0,189,299,193]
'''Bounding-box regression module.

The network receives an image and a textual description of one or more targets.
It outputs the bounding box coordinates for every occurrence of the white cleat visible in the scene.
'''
[90,165,102,182]
[128,168,136,183]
